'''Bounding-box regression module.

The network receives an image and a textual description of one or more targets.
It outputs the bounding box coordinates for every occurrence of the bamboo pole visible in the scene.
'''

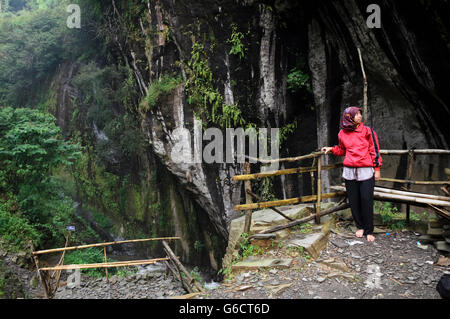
[104,246,109,283]
[246,190,293,221]
[374,187,450,202]
[39,257,170,271]
[378,177,449,185]
[244,149,449,165]
[29,241,50,299]
[331,185,450,206]
[316,156,322,224]
[379,149,450,155]
[232,163,343,181]
[427,204,450,220]
[233,191,346,211]
[162,241,205,293]
[253,202,350,235]
[32,237,180,255]
[310,157,317,215]
[53,232,71,293]
[357,47,368,123]
[243,162,253,234]
[406,150,415,224]
[245,151,324,164]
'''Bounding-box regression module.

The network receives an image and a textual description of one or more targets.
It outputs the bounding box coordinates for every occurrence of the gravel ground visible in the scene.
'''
[1,228,448,299]
[202,229,448,299]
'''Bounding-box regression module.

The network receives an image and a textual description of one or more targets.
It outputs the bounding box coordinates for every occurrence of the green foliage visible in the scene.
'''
[228,24,245,60]
[287,63,311,93]
[64,247,120,278]
[185,41,246,128]
[0,107,81,190]
[0,0,99,107]
[254,177,277,202]
[375,201,407,230]
[0,199,42,250]
[376,202,399,224]
[279,119,298,145]
[194,240,205,252]
[238,233,263,259]
[0,106,98,250]
[141,75,182,112]
[189,266,203,284]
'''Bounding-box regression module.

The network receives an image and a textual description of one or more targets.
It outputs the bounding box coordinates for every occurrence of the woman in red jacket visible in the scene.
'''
[321,106,382,242]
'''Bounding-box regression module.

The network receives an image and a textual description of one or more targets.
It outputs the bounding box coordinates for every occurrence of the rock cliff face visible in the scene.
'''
[52,0,449,272]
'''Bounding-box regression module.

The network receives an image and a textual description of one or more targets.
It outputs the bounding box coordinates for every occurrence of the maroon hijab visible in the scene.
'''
[340,106,362,131]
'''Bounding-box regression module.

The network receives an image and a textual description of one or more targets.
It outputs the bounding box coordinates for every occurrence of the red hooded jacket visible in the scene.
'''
[331,123,382,171]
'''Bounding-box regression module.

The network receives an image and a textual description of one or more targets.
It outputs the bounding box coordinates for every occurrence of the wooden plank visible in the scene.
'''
[32,237,180,255]
[234,191,346,211]
[232,163,342,181]
[39,257,170,271]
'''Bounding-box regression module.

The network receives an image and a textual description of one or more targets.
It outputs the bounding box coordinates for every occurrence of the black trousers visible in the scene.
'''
[344,176,375,236]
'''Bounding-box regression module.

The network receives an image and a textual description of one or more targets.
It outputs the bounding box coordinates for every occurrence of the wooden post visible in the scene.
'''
[29,241,50,299]
[316,156,322,224]
[104,246,109,283]
[405,149,415,224]
[243,162,253,234]
[310,157,317,215]
[53,232,71,293]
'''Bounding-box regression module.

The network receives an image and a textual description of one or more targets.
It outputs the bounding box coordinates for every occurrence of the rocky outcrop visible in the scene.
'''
[49,0,449,272]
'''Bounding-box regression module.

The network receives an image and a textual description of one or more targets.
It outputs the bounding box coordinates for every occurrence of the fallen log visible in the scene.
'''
[250,202,350,236]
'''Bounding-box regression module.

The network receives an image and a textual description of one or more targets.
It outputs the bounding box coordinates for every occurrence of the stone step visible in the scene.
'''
[232,257,294,271]
[285,231,329,260]
[434,241,450,253]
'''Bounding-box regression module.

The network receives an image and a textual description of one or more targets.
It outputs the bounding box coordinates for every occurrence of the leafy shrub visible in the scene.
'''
[0,200,42,250]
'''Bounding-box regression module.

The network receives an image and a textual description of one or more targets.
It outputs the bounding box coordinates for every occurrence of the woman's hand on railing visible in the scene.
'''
[321,147,333,154]
[374,170,381,181]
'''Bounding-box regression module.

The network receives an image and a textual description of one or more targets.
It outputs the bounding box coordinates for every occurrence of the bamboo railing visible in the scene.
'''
[233,148,450,238]
[30,235,205,298]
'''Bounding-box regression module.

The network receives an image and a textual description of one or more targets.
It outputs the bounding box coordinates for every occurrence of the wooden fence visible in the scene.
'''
[233,149,450,236]
[30,236,204,299]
